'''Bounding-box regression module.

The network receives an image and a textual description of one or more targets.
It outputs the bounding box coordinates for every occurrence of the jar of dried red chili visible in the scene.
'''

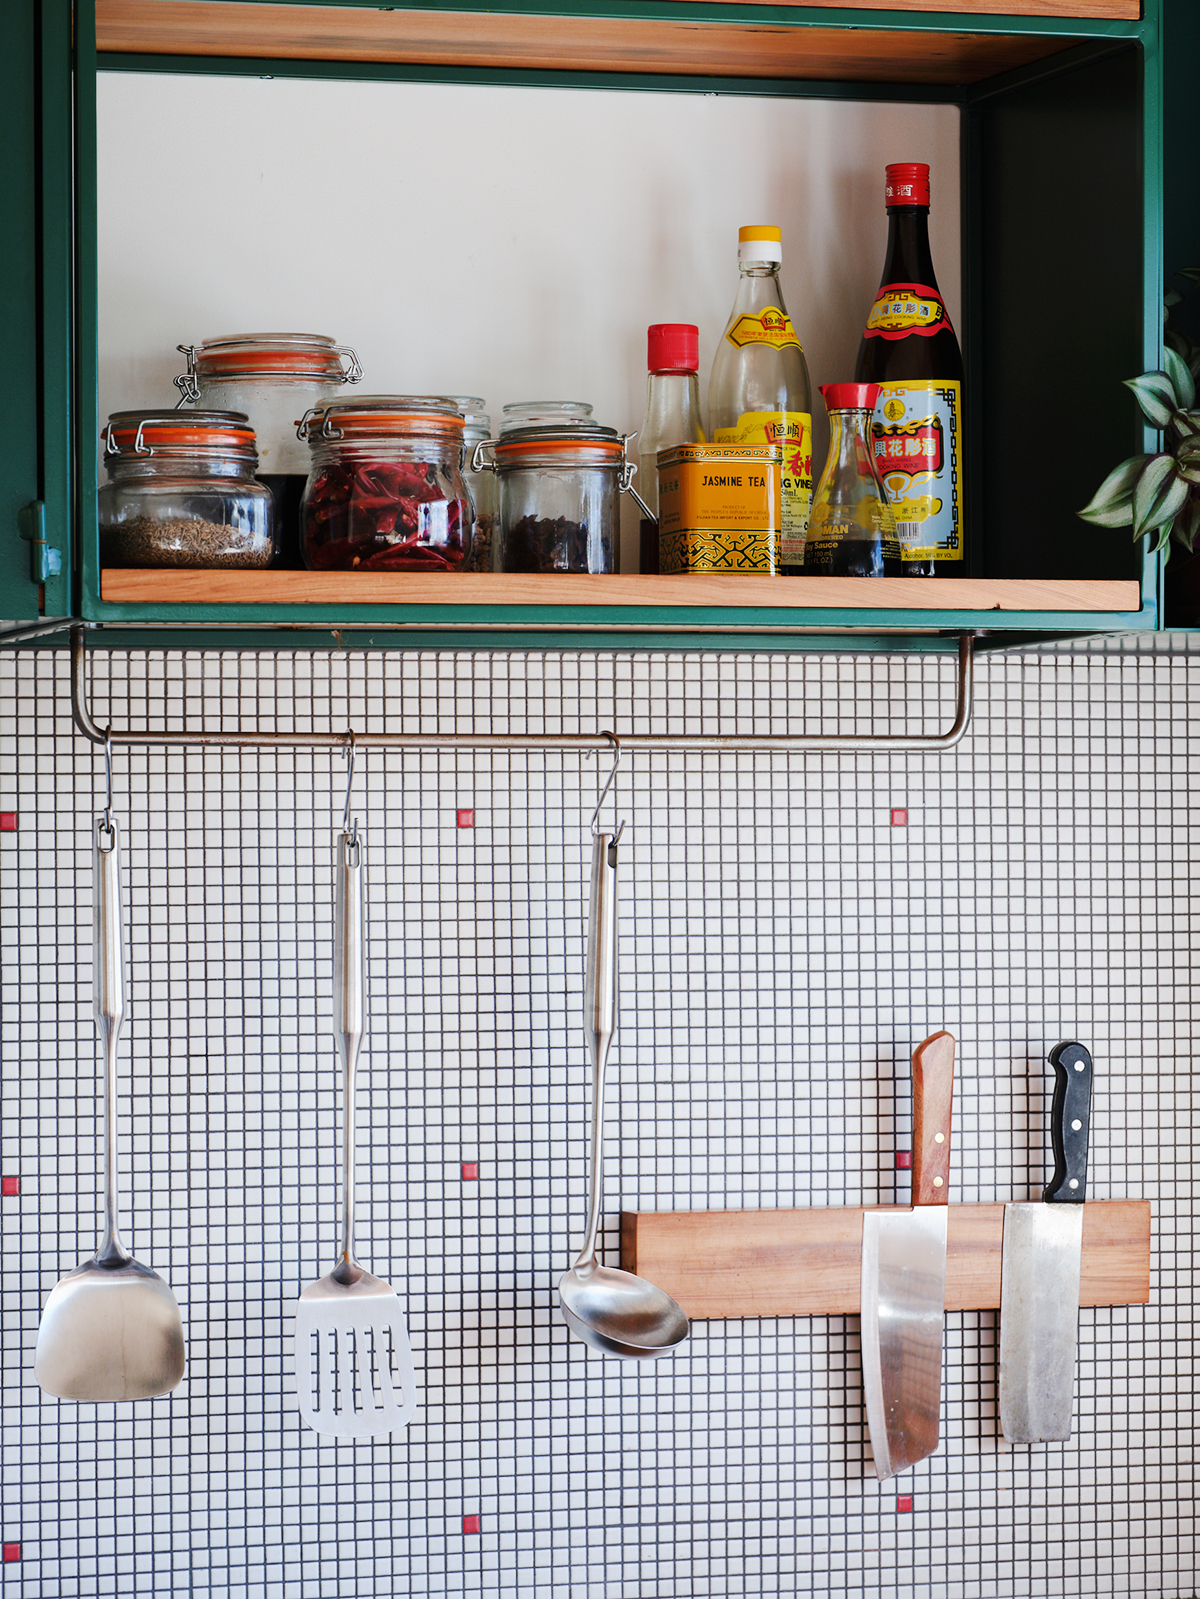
[174,333,362,565]
[98,409,275,568]
[478,424,646,574]
[298,396,472,572]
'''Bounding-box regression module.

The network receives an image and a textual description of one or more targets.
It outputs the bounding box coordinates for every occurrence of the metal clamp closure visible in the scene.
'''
[337,345,364,384]
[173,345,201,408]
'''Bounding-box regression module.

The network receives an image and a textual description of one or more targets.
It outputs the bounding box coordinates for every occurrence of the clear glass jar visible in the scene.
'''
[500,400,594,434]
[482,424,637,574]
[299,395,472,572]
[446,396,496,573]
[175,332,362,566]
[98,410,275,569]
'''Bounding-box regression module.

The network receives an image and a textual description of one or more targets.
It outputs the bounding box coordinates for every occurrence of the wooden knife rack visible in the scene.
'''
[621,1202,1151,1320]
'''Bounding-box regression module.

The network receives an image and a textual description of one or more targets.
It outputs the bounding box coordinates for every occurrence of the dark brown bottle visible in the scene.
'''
[855,163,964,577]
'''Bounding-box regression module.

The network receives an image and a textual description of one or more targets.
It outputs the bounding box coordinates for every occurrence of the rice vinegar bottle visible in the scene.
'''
[708,226,813,575]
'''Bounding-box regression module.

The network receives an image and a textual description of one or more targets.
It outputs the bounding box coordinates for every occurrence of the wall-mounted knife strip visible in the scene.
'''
[621,1201,1151,1319]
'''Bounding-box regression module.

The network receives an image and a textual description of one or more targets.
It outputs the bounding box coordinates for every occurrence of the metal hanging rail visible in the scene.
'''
[68,626,973,754]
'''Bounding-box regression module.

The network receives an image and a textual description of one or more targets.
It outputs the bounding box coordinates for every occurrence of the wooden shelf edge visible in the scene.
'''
[96,1,1080,87]
[621,1199,1151,1320]
[99,570,1144,613]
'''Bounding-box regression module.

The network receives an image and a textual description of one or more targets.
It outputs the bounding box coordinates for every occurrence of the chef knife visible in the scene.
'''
[861,1029,956,1482]
[998,1039,1093,1444]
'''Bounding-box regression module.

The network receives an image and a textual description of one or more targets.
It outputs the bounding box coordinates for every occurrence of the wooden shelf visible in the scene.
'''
[96,0,1081,86]
[621,1200,1152,1320]
[99,569,1143,611]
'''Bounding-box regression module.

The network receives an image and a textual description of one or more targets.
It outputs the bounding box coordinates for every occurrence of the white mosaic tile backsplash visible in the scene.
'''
[0,636,1195,1598]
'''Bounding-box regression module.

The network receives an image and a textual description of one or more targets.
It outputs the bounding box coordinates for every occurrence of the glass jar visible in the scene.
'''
[298,396,472,572]
[175,332,362,566]
[446,396,496,573]
[500,400,594,433]
[98,410,275,569]
[481,424,642,574]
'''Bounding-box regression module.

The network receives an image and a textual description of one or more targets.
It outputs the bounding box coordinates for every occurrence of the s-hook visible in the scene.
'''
[100,728,116,849]
[341,732,359,848]
[589,732,626,846]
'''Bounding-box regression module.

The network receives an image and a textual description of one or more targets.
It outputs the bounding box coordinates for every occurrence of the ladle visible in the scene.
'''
[35,808,186,1400]
[558,777,689,1359]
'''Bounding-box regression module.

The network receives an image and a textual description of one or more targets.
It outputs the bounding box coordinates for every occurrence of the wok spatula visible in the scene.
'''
[294,829,418,1437]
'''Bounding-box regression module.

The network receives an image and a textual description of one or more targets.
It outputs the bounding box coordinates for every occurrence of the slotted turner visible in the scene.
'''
[294,828,418,1437]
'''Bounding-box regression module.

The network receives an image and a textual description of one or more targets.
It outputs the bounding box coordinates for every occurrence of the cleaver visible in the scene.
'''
[861,1029,956,1481]
[999,1039,1093,1443]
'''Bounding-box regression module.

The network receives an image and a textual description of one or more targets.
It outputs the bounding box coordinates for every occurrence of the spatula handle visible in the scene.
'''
[334,829,365,1272]
[912,1030,955,1207]
[94,817,130,1266]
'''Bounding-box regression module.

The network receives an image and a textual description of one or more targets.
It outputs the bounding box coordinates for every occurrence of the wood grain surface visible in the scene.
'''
[621,1199,1152,1319]
[912,1031,955,1207]
[96,1,1075,86]
[99,569,1143,612]
[671,0,1138,14]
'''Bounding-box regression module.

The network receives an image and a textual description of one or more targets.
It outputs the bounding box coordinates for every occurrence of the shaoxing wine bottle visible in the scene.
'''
[855,163,964,576]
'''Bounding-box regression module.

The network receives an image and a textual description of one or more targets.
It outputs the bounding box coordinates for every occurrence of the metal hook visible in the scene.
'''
[99,727,116,845]
[341,731,359,845]
[589,731,625,843]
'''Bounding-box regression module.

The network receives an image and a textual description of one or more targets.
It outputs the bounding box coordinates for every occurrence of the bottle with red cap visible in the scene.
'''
[709,226,813,576]
[803,384,901,578]
[638,323,705,574]
[855,164,964,577]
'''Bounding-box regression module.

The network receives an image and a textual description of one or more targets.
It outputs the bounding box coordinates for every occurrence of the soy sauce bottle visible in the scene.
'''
[855,164,964,576]
[803,384,901,577]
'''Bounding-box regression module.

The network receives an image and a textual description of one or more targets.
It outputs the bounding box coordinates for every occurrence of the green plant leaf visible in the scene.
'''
[1176,440,1200,484]
[1166,289,1184,310]
[1132,453,1190,536]
[1077,454,1151,526]
[1173,410,1200,440]
[1124,371,1179,428]
[1165,347,1196,409]
[1178,266,1200,285]
[1172,497,1200,555]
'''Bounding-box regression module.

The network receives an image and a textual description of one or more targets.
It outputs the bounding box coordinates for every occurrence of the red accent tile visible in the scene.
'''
[3,1544,20,1563]
[461,1162,479,1181]
[896,1495,913,1514]
[1,1178,18,1197]
[456,809,475,828]
[891,808,907,827]
[462,1515,480,1535]
[895,1151,912,1171]
[0,813,17,833]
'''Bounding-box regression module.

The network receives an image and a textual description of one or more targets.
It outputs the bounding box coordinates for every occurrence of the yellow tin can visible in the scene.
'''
[656,442,783,574]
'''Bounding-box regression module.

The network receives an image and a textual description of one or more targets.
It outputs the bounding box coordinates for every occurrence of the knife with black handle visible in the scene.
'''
[998,1040,1093,1443]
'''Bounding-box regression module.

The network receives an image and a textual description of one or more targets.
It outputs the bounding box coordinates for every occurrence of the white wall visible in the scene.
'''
[97,72,959,565]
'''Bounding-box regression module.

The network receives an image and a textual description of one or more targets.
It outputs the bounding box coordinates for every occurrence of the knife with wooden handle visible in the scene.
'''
[861,1030,956,1481]
[999,1039,1093,1443]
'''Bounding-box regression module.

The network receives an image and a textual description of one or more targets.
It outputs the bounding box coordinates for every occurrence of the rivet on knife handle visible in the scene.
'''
[1044,1040,1092,1204]
[912,1030,955,1207]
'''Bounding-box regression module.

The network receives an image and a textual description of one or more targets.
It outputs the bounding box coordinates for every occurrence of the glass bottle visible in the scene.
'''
[708,225,813,575]
[803,384,901,577]
[447,396,496,572]
[855,163,965,576]
[638,324,705,574]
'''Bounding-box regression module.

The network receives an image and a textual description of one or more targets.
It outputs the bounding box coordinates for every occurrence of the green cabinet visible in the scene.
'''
[6,0,1196,650]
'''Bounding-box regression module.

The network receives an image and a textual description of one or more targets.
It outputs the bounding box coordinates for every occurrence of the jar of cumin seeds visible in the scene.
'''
[98,410,275,569]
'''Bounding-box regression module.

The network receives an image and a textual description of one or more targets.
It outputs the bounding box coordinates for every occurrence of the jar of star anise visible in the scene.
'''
[298,396,472,572]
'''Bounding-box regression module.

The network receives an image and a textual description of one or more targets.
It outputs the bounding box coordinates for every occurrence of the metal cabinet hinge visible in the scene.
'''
[18,502,63,585]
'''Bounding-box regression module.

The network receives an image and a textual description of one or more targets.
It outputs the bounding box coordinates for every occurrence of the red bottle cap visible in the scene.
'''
[647,323,699,374]
[820,382,880,412]
[885,162,931,208]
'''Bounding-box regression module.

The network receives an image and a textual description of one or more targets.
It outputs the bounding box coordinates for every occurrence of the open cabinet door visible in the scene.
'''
[0,0,73,622]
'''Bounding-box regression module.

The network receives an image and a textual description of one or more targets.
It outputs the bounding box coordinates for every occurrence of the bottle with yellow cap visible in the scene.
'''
[708,225,813,575]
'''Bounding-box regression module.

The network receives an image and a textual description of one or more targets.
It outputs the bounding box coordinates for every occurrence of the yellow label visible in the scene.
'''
[657,443,782,574]
[865,287,947,335]
[713,411,813,563]
[725,310,802,352]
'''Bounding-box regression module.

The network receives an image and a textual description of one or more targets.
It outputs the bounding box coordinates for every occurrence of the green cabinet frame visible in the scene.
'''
[6,0,1197,650]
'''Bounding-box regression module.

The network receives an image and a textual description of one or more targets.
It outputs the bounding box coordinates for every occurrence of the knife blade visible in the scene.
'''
[999,1039,1093,1443]
[861,1029,956,1482]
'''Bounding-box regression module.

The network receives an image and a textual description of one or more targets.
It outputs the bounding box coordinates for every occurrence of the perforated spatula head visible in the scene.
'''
[294,1266,418,1437]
